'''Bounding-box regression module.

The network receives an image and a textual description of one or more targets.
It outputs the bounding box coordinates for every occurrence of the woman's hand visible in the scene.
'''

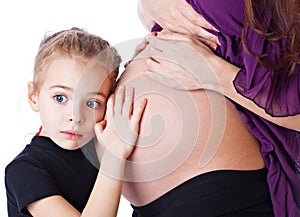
[124,34,152,68]
[138,33,221,91]
[95,86,147,160]
[137,0,220,50]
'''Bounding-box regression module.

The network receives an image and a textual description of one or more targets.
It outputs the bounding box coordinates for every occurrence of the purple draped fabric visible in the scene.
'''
[152,0,300,216]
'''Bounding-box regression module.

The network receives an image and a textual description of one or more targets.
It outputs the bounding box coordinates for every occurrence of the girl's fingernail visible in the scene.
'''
[151,31,158,36]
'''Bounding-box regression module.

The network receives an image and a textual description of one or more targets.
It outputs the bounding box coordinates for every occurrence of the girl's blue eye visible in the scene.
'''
[55,95,67,103]
[86,100,101,109]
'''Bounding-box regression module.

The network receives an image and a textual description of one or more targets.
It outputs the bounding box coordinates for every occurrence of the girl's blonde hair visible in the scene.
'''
[33,27,121,90]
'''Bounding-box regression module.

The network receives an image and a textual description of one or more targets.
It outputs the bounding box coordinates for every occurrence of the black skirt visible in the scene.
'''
[131,168,274,217]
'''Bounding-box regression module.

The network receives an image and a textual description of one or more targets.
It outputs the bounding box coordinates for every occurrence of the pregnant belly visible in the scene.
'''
[117,59,264,206]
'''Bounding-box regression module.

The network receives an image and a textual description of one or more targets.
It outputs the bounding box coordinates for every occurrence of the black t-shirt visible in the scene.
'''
[5,136,99,216]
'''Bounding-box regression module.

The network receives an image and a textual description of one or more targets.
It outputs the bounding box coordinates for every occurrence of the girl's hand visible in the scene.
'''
[94,86,147,160]
[138,0,219,50]
[138,33,220,91]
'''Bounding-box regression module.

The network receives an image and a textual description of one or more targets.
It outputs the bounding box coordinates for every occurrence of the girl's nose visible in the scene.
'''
[68,117,84,124]
[68,106,85,125]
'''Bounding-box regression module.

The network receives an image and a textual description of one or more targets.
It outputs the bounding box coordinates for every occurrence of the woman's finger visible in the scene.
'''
[145,57,162,73]
[195,36,219,50]
[181,4,219,32]
[147,36,189,62]
[156,32,192,42]
[160,28,218,49]
[135,36,150,55]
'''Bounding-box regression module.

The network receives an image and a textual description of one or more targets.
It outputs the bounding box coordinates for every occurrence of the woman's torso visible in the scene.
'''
[118,59,264,206]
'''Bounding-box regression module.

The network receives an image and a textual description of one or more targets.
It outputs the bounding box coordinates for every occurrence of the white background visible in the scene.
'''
[0,1,148,216]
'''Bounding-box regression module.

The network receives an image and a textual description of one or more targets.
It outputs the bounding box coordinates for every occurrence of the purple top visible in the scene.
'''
[152,0,300,216]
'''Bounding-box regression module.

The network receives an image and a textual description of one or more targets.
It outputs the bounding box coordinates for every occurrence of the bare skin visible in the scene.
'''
[117,59,265,206]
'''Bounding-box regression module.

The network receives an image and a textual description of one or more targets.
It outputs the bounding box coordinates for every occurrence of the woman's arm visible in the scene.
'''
[27,86,147,217]
[137,0,155,32]
[141,33,300,131]
[137,0,219,50]
[210,55,300,132]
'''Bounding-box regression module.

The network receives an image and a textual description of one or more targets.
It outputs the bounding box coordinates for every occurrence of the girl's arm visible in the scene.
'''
[27,86,147,217]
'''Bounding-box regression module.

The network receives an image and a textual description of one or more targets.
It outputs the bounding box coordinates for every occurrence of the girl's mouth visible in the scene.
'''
[61,131,83,140]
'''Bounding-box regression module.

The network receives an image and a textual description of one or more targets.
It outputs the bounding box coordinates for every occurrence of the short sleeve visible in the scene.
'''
[233,25,300,117]
[5,158,60,214]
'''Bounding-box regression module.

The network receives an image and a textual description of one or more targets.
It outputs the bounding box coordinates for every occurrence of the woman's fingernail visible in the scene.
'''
[211,25,219,32]
[143,68,151,73]
[118,85,124,91]
[145,58,151,65]
[151,31,158,36]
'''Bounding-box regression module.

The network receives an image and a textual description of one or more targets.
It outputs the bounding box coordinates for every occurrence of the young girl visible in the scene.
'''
[5,27,147,217]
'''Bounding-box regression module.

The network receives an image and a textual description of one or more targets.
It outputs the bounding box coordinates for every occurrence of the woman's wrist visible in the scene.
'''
[137,0,156,31]
[205,54,241,93]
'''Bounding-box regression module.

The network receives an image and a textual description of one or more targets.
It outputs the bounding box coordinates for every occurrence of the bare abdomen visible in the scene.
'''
[117,59,264,206]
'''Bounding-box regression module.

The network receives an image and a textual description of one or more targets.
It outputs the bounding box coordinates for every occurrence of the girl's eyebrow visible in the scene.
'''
[49,85,73,91]
[50,85,108,98]
[88,91,108,99]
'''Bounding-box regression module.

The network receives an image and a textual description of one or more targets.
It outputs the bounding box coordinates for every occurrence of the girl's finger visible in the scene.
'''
[122,87,134,117]
[131,98,148,126]
[114,85,125,115]
[105,94,115,119]
[94,120,105,138]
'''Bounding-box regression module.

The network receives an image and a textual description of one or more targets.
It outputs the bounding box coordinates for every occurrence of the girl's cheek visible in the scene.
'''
[93,109,106,122]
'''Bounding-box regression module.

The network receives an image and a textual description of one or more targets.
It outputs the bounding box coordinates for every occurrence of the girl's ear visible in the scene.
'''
[27,82,39,112]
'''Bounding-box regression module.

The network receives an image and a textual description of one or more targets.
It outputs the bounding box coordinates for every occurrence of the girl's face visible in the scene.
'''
[28,57,113,150]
